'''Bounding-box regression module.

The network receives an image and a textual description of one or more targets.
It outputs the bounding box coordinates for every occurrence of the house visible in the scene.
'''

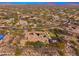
[25,31,49,43]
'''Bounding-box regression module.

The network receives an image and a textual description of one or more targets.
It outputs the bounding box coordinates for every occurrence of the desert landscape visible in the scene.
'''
[0,3,79,56]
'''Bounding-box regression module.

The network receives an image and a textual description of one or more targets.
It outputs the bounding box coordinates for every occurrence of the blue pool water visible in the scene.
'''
[0,34,5,40]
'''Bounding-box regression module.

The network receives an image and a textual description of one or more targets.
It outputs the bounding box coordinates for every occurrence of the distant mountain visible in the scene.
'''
[0,2,79,8]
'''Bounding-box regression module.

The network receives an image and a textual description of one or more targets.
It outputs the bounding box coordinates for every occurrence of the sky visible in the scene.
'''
[0,2,79,5]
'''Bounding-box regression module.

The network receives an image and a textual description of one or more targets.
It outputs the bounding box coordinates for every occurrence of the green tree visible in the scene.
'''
[32,41,45,48]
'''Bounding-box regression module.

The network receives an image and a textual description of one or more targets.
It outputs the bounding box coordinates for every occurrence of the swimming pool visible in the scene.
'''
[0,34,5,40]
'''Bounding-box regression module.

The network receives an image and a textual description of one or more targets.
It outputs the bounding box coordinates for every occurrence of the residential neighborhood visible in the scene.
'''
[0,4,79,56]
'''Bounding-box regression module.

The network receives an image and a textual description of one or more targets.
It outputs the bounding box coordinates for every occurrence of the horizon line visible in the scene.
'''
[0,2,79,5]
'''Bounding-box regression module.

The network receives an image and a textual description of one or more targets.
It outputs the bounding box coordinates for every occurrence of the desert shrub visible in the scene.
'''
[48,28,65,40]
[11,30,24,37]
[58,50,65,56]
[70,36,78,45]
[56,42,65,49]
[32,41,45,48]
[25,41,34,47]
[48,32,64,44]
[70,40,79,55]
[25,41,46,48]
[49,28,68,35]
[48,42,65,49]
[12,42,17,46]
[47,32,56,40]
[70,40,77,45]
[47,43,57,47]
[0,30,7,35]
[15,47,22,56]
[71,46,79,56]
[53,28,68,36]
[74,48,79,56]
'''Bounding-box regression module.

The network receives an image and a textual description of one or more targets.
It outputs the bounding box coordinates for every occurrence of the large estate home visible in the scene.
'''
[25,31,49,43]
